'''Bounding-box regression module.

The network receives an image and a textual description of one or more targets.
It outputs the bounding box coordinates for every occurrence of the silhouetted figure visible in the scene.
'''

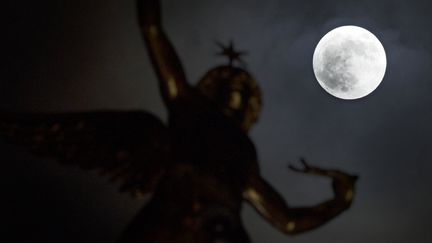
[1,0,358,242]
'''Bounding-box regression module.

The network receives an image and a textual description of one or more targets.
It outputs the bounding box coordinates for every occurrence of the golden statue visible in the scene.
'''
[1,0,358,242]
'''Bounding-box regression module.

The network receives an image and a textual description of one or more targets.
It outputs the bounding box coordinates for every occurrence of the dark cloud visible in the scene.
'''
[3,0,432,242]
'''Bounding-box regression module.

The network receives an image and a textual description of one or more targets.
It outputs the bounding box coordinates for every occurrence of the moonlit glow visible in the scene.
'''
[313,26,387,100]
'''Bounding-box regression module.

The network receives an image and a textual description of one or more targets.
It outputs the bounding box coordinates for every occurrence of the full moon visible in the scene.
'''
[312,25,387,100]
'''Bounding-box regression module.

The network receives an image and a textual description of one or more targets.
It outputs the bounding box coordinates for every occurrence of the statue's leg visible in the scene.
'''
[137,0,191,106]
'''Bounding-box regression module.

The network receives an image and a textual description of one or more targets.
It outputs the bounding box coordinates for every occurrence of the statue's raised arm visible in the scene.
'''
[137,0,191,105]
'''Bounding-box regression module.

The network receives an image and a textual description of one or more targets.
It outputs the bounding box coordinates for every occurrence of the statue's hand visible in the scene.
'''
[289,158,358,202]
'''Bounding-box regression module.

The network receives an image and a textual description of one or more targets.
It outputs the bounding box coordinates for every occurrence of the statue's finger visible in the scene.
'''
[299,157,309,168]
[288,164,303,172]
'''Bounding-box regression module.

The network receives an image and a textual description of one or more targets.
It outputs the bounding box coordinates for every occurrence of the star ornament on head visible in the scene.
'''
[216,40,248,67]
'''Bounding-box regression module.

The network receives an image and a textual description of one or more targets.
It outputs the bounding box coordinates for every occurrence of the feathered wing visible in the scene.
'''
[0,110,169,196]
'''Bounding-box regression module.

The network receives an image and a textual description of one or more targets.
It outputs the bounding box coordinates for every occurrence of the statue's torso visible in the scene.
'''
[168,94,258,190]
[117,94,255,243]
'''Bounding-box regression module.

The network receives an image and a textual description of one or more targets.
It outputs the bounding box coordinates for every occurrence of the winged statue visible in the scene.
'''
[1,0,358,242]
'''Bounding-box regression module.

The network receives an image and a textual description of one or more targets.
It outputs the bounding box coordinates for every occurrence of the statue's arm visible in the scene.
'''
[243,159,358,235]
[137,0,190,104]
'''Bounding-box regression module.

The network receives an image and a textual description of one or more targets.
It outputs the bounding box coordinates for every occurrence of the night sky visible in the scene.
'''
[3,0,432,242]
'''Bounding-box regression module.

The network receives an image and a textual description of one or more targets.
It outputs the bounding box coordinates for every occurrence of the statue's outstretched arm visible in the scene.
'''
[137,0,190,105]
[243,159,358,235]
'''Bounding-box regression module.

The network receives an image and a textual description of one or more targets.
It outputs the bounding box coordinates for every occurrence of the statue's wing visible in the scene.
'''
[0,110,169,196]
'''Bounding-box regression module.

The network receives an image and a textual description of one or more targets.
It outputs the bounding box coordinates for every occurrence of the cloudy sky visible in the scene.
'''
[3,0,432,242]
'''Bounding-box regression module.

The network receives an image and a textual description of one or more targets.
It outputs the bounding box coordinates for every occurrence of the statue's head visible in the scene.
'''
[197,65,261,132]
[197,41,262,132]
